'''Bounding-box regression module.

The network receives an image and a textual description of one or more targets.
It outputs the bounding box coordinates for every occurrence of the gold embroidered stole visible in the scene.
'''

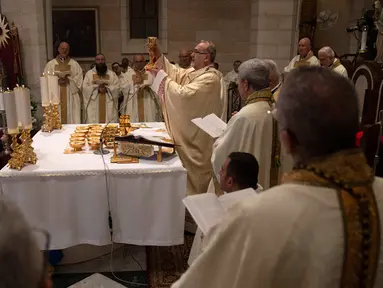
[331,59,342,70]
[55,57,71,124]
[282,150,380,288]
[132,71,148,122]
[293,51,315,68]
[92,74,110,123]
[246,90,281,187]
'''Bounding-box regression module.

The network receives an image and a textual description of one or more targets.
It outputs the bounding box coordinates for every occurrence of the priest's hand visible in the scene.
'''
[98,84,106,94]
[149,68,159,77]
[58,76,69,86]
[231,111,238,117]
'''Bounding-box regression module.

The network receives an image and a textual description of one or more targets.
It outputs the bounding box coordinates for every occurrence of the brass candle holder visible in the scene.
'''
[51,104,62,130]
[8,133,24,170]
[42,105,53,133]
[20,129,37,164]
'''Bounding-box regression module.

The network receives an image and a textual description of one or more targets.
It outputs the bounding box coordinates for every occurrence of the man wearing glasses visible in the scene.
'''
[149,41,224,200]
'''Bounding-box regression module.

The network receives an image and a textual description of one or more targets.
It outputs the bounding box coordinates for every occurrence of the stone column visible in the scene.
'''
[0,0,47,103]
[45,0,53,59]
[250,0,302,72]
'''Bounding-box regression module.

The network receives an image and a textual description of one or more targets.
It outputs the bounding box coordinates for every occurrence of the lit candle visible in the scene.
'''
[40,73,50,107]
[0,90,4,111]
[3,90,18,134]
[48,72,60,105]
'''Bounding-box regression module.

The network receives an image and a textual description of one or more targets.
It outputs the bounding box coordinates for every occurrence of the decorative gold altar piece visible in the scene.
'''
[145,37,158,70]
[111,142,139,164]
[8,134,24,170]
[8,129,38,170]
[51,104,62,130]
[42,105,53,133]
[69,141,85,151]
[21,129,37,165]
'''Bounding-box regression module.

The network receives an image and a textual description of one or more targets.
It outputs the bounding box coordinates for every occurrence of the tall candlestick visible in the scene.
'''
[3,90,18,134]
[14,86,23,128]
[21,87,32,130]
[40,73,50,107]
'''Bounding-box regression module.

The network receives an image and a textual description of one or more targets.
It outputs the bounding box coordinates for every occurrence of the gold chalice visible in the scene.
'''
[88,136,100,143]
[89,124,102,128]
[69,141,85,151]
[88,141,101,150]
[72,132,86,138]
[75,127,89,133]
[70,136,85,142]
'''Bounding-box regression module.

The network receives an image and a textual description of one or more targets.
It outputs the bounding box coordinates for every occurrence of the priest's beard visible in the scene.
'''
[96,63,108,76]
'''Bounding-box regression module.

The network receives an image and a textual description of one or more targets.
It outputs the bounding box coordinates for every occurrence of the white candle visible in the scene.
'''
[3,91,18,134]
[21,87,32,130]
[14,86,23,128]
[48,74,60,105]
[0,91,5,111]
[40,73,50,107]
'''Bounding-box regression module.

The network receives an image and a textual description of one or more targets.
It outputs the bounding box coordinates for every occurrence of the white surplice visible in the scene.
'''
[173,178,383,288]
[284,54,320,72]
[44,58,83,124]
[211,93,274,189]
[82,68,120,124]
[330,59,348,78]
[223,70,238,86]
[121,69,162,122]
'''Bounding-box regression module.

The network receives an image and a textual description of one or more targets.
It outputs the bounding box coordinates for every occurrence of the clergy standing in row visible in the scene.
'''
[123,55,162,122]
[318,46,348,77]
[172,66,383,288]
[82,53,120,123]
[176,49,192,69]
[211,59,274,190]
[44,42,83,124]
[223,60,241,86]
[150,40,223,196]
[284,38,320,72]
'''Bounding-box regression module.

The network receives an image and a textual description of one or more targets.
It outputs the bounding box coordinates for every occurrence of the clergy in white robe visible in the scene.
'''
[172,67,383,288]
[223,60,241,86]
[82,54,120,124]
[150,40,223,195]
[318,46,348,78]
[212,59,274,190]
[44,42,83,124]
[284,38,320,72]
[175,49,192,69]
[123,55,162,122]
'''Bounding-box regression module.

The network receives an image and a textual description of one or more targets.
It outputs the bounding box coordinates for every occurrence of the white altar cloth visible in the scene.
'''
[0,123,187,249]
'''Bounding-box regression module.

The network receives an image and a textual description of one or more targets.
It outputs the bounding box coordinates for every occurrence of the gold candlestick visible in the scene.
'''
[41,105,53,132]
[51,104,62,130]
[20,129,37,164]
[8,134,24,170]
[145,37,158,70]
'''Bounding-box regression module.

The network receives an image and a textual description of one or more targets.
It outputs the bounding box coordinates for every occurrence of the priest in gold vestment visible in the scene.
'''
[82,54,120,123]
[284,38,320,72]
[172,67,383,288]
[211,59,274,190]
[44,42,83,124]
[123,54,162,122]
[150,41,223,195]
[318,46,348,78]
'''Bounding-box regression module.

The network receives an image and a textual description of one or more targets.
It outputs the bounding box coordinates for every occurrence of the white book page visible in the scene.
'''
[192,114,227,138]
[218,188,256,212]
[183,193,225,235]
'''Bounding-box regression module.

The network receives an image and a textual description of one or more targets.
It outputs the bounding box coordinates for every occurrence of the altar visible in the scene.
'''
[0,122,187,249]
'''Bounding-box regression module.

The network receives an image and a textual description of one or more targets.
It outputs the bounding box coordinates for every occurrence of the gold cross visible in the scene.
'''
[132,72,148,84]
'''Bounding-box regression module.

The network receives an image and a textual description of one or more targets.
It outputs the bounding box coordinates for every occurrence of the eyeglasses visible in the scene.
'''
[192,49,209,55]
[32,228,51,287]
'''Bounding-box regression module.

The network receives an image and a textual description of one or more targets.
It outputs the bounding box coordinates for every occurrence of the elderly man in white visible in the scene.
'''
[318,46,348,78]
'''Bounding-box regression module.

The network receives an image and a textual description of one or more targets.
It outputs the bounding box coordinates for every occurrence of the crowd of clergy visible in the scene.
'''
[2,36,383,288]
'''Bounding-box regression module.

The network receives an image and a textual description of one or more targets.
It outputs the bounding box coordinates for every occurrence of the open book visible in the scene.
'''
[192,113,227,138]
[183,188,256,235]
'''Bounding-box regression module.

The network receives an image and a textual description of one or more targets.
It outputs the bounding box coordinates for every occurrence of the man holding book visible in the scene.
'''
[172,67,383,288]
[211,59,275,190]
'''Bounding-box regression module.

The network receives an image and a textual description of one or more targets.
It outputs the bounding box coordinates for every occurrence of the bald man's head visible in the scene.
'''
[298,38,312,58]
[133,54,146,71]
[178,49,192,68]
[58,42,70,58]
[277,66,359,162]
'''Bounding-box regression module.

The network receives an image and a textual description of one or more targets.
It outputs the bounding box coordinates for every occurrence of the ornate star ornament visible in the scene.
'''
[0,15,10,48]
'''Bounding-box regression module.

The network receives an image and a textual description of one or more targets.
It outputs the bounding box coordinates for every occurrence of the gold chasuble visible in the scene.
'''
[54,57,71,124]
[283,150,380,288]
[293,51,316,68]
[92,74,110,123]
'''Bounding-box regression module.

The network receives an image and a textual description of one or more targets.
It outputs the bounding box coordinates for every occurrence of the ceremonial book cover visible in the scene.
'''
[192,113,227,138]
[183,188,256,235]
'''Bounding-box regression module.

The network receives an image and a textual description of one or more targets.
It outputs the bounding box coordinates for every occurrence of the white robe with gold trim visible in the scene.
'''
[44,58,83,124]
[150,56,223,195]
[284,54,320,72]
[172,178,383,288]
[82,68,120,124]
[211,100,274,189]
[121,69,162,122]
[331,59,348,78]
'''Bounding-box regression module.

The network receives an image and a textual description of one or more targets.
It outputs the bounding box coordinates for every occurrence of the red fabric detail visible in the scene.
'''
[157,77,166,102]
[356,131,383,148]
